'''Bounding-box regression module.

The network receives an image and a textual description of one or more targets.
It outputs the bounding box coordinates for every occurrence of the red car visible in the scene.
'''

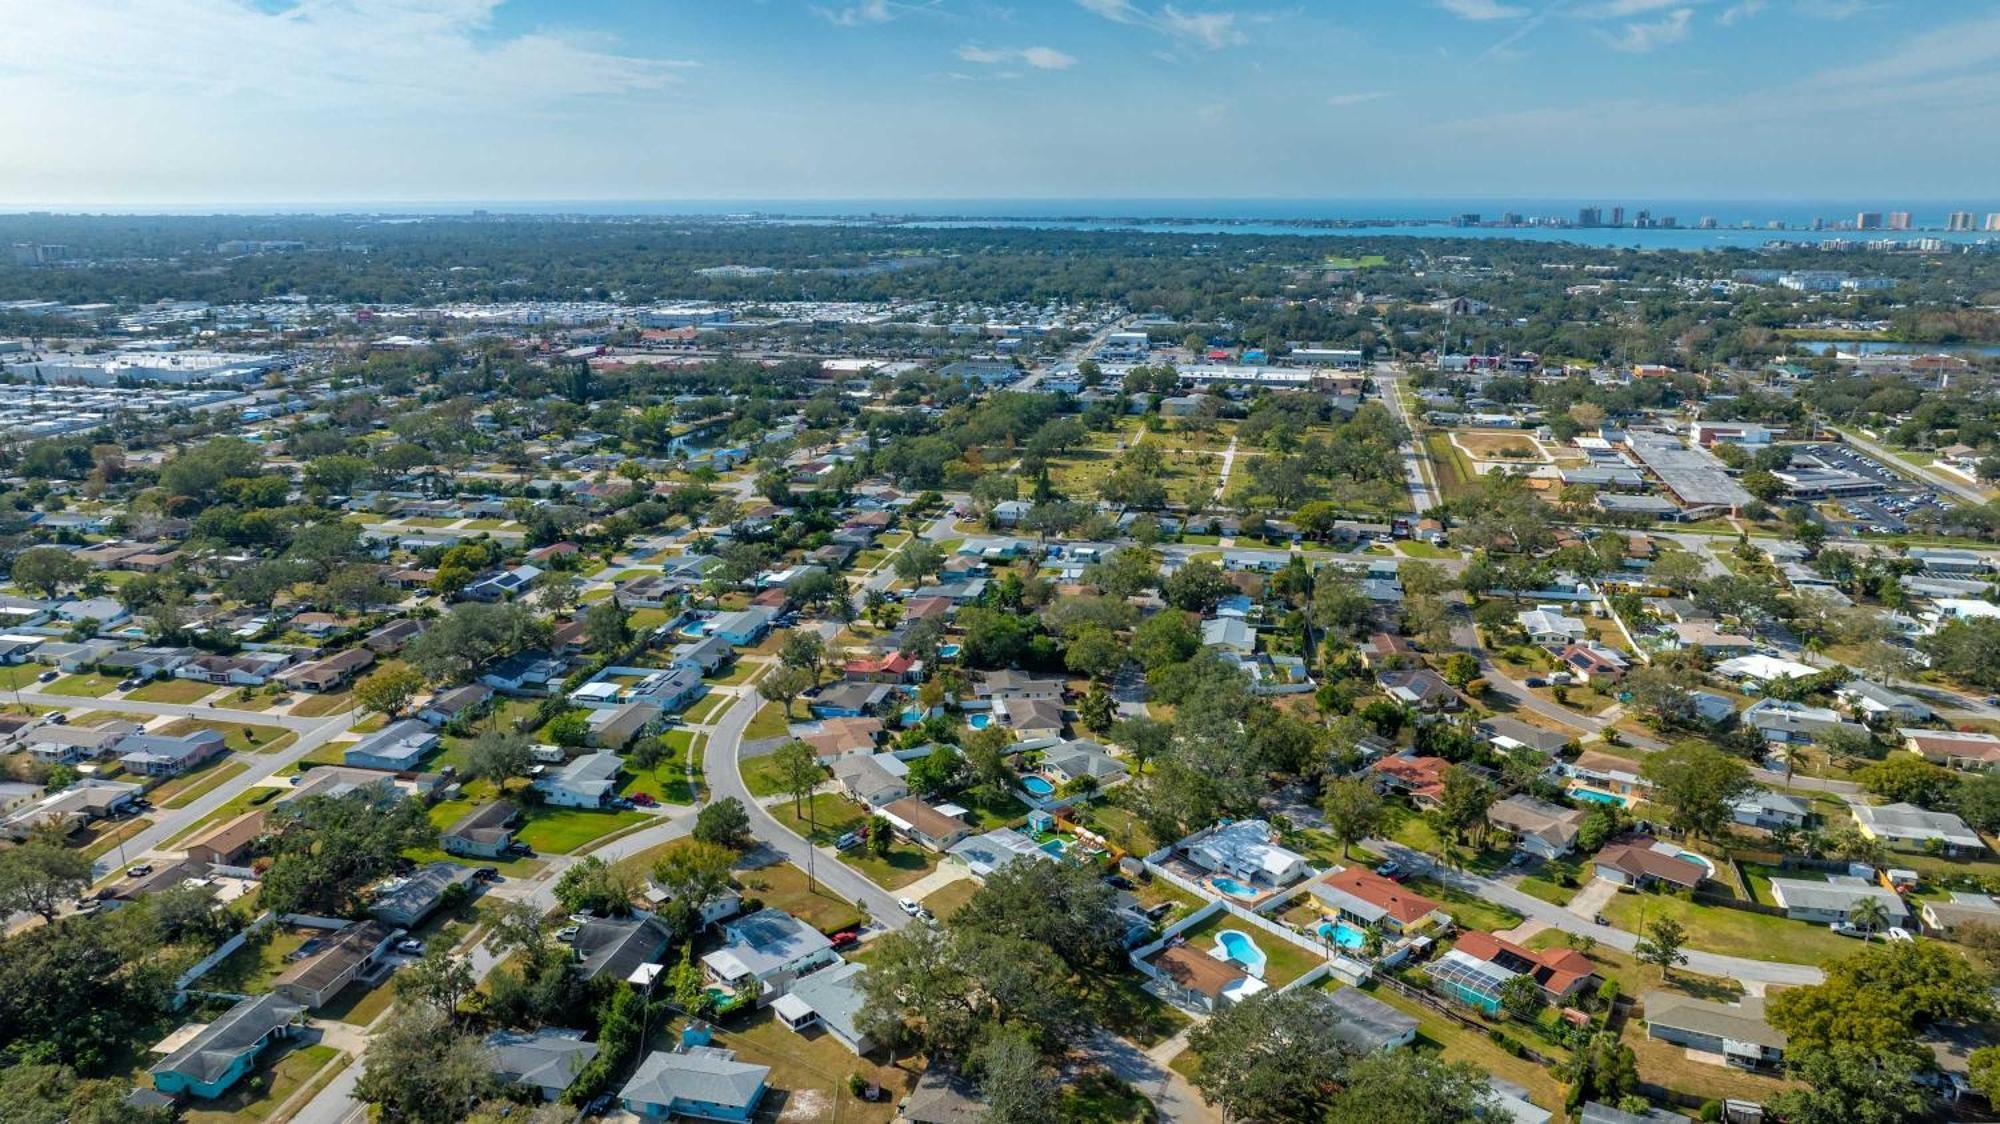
[829,929,861,951]
[630,793,656,807]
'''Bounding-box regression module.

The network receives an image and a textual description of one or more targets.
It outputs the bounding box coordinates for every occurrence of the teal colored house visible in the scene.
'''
[150,994,303,1100]
[619,1046,769,1121]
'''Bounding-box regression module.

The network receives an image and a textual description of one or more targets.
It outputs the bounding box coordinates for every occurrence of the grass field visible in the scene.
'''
[621,730,703,805]
[153,759,248,809]
[157,718,298,755]
[1423,431,1475,502]
[1173,908,1324,988]
[1352,981,1567,1109]
[1403,876,1525,933]
[681,693,729,725]
[770,793,939,890]
[1598,885,1857,965]
[127,678,221,704]
[183,1043,341,1124]
[202,927,314,994]
[743,701,791,743]
[47,673,120,698]
[514,806,650,854]
[734,860,867,933]
[921,876,980,920]
[739,747,816,798]
[289,691,357,718]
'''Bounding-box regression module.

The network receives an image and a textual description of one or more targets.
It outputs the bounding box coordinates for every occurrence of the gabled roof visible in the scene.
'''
[486,1028,597,1095]
[620,1046,768,1111]
[1315,867,1440,926]
[151,993,301,1085]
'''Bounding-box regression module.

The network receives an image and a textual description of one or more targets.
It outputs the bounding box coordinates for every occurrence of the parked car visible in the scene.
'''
[630,793,656,807]
[835,832,863,851]
[555,925,580,942]
[829,929,861,951]
[1374,860,1403,881]
[1102,875,1135,891]
[396,939,425,956]
[1885,927,1915,943]
[472,867,500,882]
[118,679,141,690]
[126,864,153,878]
[36,670,56,683]
[897,898,922,917]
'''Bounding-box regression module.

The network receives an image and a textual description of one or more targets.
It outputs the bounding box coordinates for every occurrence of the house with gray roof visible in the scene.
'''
[535,750,623,808]
[700,908,839,1004]
[1641,991,1785,1070]
[150,993,303,1100]
[343,719,439,771]
[947,827,1054,881]
[1731,788,1810,831]
[832,755,907,807]
[1316,986,1418,1053]
[117,728,228,777]
[486,1028,598,1102]
[1852,801,1985,855]
[773,961,874,1054]
[620,1046,769,1121]
[369,861,476,928]
[573,912,673,984]
[1041,740,1129,785]
[1766,875,1909,926]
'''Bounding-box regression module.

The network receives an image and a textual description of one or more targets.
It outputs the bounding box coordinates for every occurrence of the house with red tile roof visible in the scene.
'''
[1369,753,1452,808]
[1309,868,1445,935]
[1451,930,1599,1003]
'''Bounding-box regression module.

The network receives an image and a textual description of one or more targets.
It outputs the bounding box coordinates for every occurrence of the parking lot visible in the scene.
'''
[1793,442,1955,533]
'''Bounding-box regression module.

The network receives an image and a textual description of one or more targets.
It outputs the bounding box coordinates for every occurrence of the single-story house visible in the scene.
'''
[272,920,398,1008]
[1741,698,1868,746]
[832,755,907,807]
[620,1046,769,1122]
[24,719,140,765]
[149,993,304,1100]
[1641,991,1785,1070]
[670,635,736,675]
[1592,840,1704,891]
[182,808,268,866]
[1919,892,2000,936]
[773,961,874,1054]
[1309,867,1445,935]
[343,719,440,772]
[879,798,973,852]
[274,647,375,693]
[574,912,674,984]
[995,695,1065,740]
[1563,751,1647,804]
[486,1028,598,1102]
[1151,944,1262,1013]
[1732,789,1811,831]
[117,728,229,778]
[1185,819,1313,888]
[1315,986,1419,1052]
[419,684,493,727]
[708,606,779,647]
[1835,680,1933,724]
[535,751,624,809]
[1376,668,1462,711]
[809,681,891,719]
[1371,753,1452,808]
[365,618,425,653]
[1486,795,1587,860]
[588,702,662,750]
[1767,875,1909,926]
[700,908,839,1003]
[1476,717,1571,759]
[369,861,477,928]
[1901,728,2000,772]
[1450,930,1598,1004]
[1851,801,1985,855]
[946,827,1055,880]
[1041,740,1129,786]
[442,800,520,859]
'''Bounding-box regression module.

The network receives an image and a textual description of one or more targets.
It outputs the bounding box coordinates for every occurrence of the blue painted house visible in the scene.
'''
[150,993,303,1100]
[619,1046,770,1121]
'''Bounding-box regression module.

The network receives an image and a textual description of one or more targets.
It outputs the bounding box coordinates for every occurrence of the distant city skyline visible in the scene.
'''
[5,1,2000,205]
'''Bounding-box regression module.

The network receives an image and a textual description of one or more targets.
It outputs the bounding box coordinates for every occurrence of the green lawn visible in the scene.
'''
[183,1043,342,1124]
[735,860,869,934]
[157,718,298,755]
[770,793,940,890]
[1060,1073,1154,1123]
[1353,981,1567,1110]
[0,665,47,690]
[154,760,249,809]
[681,693,730,724]
[740,747,816,798]
[127,678,221,704]
[289,691,358,718]
[1173,909,1326,987]
[202,927,314,994]
[514,806,649,854]
[621,731,703,805]
[708,660,766,687]
[1598,886,1860,965]
[1403,876,1525,934]
[48,673,120,697]
[921,877,981,920]
[743,700,790,741]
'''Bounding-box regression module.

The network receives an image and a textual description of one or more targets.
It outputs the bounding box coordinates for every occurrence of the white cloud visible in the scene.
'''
[956,44,1080,69]
[1327,91,1390,106]
[1578,0,1693,16]
[1794,0,1878,19]
[1438,0,1529,19]
[1074,0,1246,49]
[1601,7,1693,50]
[815,0,894,25]
[0,0,688,111]
[1719,0,1765,25]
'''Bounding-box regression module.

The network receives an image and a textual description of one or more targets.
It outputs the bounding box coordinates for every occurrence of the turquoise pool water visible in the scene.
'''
[1573,788,1627,806]
[1212,877,1259,899]
[1039,838,1066,857]
[1318,920,1369,950]
[939,644,962,658]
[1215,929,1268,978]
[1021,775,1054,797]
[968,714,992,730]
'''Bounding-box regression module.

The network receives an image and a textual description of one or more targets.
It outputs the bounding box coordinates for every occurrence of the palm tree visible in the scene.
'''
[1849,896,1891,939]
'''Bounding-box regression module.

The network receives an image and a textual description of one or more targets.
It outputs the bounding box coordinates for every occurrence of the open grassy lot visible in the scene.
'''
[621,730,702,805]
[202,926,315,994]
[654,1009,915,1124]
[1174,908,1325,988]
[48,672,121,698]
[739,743,816,799]
[743,700,790,741]
[707,660,766,687]
[127,678,222,704]
[319,979,399,1027]
[182,1043,342,1124]
[289,690,357,718]
[1454,431,1544,461]
[0,664,47,691]
[1060,1071,1154,1124]
[79,816,151,861]
[1403,876,1525,933]
[920,876,979,921]
[153,759,249,809]
[157,717,298,755]
[1351,981,1567,1109]
[1598,885,1858,965]
[513,806,650,854]
[733,859,868,934]
[681,693,729,725]
[770,792,940,890]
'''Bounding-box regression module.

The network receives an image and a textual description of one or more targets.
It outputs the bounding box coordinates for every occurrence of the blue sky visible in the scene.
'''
[2,0,1997,205]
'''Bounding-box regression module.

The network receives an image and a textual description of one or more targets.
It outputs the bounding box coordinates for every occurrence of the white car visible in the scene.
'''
[1885,927,1915,943]
[898,898,922,917]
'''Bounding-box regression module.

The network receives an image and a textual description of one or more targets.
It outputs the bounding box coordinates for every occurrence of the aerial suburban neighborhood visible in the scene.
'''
[2,199,2000,1124]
